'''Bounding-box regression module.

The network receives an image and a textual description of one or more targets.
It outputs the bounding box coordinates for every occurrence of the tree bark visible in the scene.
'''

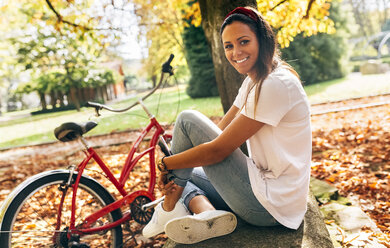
[58,91,65,107]
[69,87,80,111]
[88,87,94,102]
[96,86,104,102]
[103,85,109,102]
[198,0,256,113]
[77,88,84,104]
[39,92,47,110]
[50,90,57,109]
[151,75,157,88]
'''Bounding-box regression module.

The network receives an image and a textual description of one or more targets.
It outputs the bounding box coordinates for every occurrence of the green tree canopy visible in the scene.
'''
[281,1,350,84]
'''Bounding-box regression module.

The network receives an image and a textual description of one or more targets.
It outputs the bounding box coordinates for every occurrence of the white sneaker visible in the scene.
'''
[142,201,190,238]
[164,210,237,244]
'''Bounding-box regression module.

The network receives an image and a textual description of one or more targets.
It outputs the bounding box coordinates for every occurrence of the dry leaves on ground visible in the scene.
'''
[311,103,390,244]
[0,97,390,246]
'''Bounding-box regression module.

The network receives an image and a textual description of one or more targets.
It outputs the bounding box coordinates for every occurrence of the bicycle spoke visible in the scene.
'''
[9,185,60,246]
[2,172,123,247]
[22,195,57,229]
[8,185,110,246]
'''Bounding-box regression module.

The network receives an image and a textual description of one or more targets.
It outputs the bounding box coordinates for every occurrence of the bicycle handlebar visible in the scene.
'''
[86,54,174,114]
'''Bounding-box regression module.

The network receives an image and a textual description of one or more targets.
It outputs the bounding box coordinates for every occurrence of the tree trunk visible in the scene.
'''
[50,90,56,109]
[151,75,157,88]
[77,88,84,105]
[96,86,104,102]
[198,0,256,113]
[69,87,81,111]
[39,92,47,110]
[58,91,65,107]
[88,87,95,102]
[103,85,109,102]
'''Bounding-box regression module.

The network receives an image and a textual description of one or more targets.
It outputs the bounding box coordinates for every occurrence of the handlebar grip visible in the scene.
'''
[162,54,174,74]
[166,54,174,65]
[86,101,103,109]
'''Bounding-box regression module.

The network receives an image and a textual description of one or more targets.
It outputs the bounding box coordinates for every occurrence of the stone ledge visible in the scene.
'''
[164,191,333,248]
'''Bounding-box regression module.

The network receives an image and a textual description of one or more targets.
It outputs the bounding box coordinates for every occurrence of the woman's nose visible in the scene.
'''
[233,47,242,57]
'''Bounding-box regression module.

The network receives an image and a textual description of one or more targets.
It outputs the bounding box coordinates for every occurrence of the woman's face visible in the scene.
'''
[222,21,259,80]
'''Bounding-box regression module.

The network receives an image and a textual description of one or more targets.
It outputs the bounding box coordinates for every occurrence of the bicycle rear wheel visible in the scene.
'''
[0,170,123,248]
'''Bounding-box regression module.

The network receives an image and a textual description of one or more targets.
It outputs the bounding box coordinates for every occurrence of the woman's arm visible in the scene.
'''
[164,113,264,170]
[217,105,239,131]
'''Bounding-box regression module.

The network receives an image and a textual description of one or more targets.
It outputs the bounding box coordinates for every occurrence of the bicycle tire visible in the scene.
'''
[0,170,123,248]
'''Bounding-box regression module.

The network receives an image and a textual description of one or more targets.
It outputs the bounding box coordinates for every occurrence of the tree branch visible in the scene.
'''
[44,0,131,32]
[45,0,91,30]
[270,0,289,11]
[303,0,315,19]
[45,0,131,31]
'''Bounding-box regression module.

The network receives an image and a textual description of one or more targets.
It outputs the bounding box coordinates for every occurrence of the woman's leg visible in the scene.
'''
[167,110,277,226]
[161,110,221,211]
[192,165,278,226]
[143,110,219,238]
[144,110,276,238]
[166,110,223,186]
[176,168,229,212]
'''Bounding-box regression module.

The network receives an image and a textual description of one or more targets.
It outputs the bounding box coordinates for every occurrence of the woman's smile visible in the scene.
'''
[235,57,249,63]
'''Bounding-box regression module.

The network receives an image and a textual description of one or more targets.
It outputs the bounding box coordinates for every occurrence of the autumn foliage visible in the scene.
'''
[311,97,390,238]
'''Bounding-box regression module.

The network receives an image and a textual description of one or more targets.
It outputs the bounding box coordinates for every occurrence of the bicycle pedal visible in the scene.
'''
[141,196,165,211]
[70,242,90,248]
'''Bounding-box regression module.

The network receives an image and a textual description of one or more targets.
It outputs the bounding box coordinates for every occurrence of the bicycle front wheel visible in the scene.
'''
[0,170,123,248]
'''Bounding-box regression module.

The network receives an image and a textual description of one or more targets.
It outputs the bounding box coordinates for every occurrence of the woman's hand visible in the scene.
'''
[158,170,179,195]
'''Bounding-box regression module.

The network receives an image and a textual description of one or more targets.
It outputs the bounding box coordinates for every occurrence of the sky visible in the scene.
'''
[92,0,145,60]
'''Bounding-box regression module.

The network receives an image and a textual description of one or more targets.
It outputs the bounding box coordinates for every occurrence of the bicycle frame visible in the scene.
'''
[57,100,171,237]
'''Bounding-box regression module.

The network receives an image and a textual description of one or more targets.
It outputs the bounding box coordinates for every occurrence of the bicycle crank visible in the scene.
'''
[56,228,90,248]
[130,195,158,224]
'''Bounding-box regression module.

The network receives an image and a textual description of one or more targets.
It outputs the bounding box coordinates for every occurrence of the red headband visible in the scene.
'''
[224,7,259,23]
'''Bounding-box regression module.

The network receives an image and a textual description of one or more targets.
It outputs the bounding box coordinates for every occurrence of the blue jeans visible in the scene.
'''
[167,110,279,227]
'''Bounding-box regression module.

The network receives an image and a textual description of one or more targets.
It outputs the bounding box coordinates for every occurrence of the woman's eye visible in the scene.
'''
[240,40,249,45]
[224,44,233,49]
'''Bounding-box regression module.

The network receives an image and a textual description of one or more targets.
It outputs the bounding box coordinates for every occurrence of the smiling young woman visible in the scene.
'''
[142,6,312,245]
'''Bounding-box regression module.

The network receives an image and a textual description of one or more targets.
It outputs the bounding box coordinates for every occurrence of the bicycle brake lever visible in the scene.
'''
[94,107,101,117]
[162,54,174,75]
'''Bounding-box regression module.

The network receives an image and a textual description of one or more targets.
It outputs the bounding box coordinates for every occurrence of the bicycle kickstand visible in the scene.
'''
[141,196,165,211]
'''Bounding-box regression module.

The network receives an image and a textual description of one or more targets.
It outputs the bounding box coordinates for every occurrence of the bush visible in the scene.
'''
[31,104,77,115]
[183,24,219,98]
[281,1,349,85]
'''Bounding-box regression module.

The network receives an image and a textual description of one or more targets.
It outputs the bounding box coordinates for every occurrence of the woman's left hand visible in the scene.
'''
[158,170,178,195]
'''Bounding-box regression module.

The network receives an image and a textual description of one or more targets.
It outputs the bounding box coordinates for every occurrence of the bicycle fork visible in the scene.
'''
[51,165,77,244]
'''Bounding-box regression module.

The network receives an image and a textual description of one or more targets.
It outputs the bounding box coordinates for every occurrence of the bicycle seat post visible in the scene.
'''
[79,136,90,150]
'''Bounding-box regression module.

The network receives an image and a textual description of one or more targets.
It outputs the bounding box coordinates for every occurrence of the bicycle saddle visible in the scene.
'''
[54,121,98,142]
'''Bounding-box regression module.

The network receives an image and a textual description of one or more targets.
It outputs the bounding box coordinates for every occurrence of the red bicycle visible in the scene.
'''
[0,55,175,247]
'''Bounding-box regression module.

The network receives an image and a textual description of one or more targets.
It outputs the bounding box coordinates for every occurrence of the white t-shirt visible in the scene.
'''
[233,65,312,230]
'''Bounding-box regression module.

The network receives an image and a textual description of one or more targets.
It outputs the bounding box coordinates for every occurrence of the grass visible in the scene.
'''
[0,86,223,148]
[1,72,390,149]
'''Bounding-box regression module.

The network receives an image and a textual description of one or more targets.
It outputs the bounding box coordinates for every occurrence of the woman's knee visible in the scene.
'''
[177,110,202,126]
